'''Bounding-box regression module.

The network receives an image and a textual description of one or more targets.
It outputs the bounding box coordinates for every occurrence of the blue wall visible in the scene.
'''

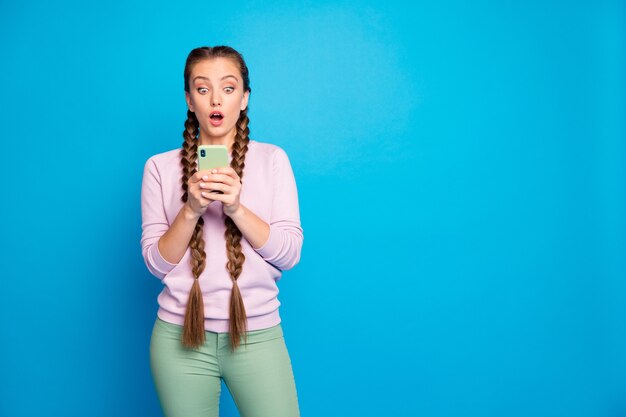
[0,1,624,416]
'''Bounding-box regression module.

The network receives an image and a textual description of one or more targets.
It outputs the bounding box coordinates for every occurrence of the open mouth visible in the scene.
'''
[210,111,224,120]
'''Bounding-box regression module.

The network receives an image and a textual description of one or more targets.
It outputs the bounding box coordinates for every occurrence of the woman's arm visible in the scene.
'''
[229,204,270,250]
[247,147,304,271]
[141,158,209,278]
[141,158,179,279]
[157,203,202,265]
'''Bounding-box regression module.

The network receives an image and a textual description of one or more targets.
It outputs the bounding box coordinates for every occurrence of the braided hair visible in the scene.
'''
[180,46,252,352]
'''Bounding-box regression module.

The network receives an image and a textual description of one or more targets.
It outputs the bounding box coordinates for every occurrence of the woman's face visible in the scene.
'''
[185,57,249,145]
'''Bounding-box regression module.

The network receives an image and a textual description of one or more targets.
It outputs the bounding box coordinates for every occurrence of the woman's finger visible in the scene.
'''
[212,167,240,182]
[202,180,230,194]
[205,173,234,186]
[201,191,224,201]
[190,171,208,183]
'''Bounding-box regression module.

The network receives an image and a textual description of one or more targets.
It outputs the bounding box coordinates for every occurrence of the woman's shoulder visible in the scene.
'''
[145,147,181,168]
[247,139,290,161]
[141,148,184,184]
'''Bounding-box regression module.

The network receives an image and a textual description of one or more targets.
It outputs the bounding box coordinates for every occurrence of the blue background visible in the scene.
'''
[1,1,624,416]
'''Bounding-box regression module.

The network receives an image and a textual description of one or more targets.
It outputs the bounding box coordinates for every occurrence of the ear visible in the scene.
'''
[185,91,194,112]
[240,90,250,112]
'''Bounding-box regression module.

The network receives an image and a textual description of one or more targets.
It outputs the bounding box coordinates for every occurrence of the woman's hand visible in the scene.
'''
[185,171,216,218]
[198,167,242,217]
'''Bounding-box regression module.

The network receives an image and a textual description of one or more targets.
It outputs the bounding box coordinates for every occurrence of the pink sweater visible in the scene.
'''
[140,139,303,333]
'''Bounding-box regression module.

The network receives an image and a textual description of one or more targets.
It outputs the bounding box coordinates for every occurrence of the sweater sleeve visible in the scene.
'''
[140,157,178,280]
[252,147,304,271]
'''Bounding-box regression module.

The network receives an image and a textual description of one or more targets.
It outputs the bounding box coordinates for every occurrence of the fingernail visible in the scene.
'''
[211,169,217,173]
[202,175,208,180]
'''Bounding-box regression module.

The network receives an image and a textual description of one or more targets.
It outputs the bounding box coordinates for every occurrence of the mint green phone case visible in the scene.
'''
[197,145,229,171]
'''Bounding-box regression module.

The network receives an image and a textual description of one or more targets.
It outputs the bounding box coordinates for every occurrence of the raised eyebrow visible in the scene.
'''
[193,75,239,84]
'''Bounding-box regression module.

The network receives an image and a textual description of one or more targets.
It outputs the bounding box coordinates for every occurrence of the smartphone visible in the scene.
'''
[198,145,229,194]
[198,145,229,171]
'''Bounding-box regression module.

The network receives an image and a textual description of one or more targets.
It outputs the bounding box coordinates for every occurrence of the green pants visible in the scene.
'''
[149,317,301,417]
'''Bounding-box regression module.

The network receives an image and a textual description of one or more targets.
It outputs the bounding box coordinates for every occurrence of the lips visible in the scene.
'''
[209,111,224,126]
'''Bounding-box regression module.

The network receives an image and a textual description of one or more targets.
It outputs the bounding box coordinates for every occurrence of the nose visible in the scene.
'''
[211,91,221,106]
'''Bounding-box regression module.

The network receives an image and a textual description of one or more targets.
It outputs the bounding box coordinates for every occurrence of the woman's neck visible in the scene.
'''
[198,131,235,154]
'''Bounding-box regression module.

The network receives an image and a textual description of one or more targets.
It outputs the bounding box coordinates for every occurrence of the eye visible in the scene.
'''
[225,87,235,93]
[197,87,208,94]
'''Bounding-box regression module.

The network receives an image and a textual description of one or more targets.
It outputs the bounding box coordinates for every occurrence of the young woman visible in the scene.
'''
[140,45,303,417]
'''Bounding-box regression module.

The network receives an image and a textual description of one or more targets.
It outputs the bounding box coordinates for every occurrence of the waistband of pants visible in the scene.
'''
[154,315,284,346]
[157,306,281,334]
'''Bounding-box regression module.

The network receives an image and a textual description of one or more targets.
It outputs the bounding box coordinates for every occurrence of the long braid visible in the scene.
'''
[225,109,250,351]
[179,109,207,348]
[179,45,253,352]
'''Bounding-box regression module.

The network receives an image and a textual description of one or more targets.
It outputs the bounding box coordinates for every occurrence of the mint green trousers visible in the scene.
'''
[149,317,301,417]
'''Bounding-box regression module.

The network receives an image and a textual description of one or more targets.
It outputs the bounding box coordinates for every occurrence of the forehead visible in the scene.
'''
[191,58,240,81]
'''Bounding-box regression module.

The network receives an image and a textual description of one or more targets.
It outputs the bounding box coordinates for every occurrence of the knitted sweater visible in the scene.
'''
[140,139,303,332]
